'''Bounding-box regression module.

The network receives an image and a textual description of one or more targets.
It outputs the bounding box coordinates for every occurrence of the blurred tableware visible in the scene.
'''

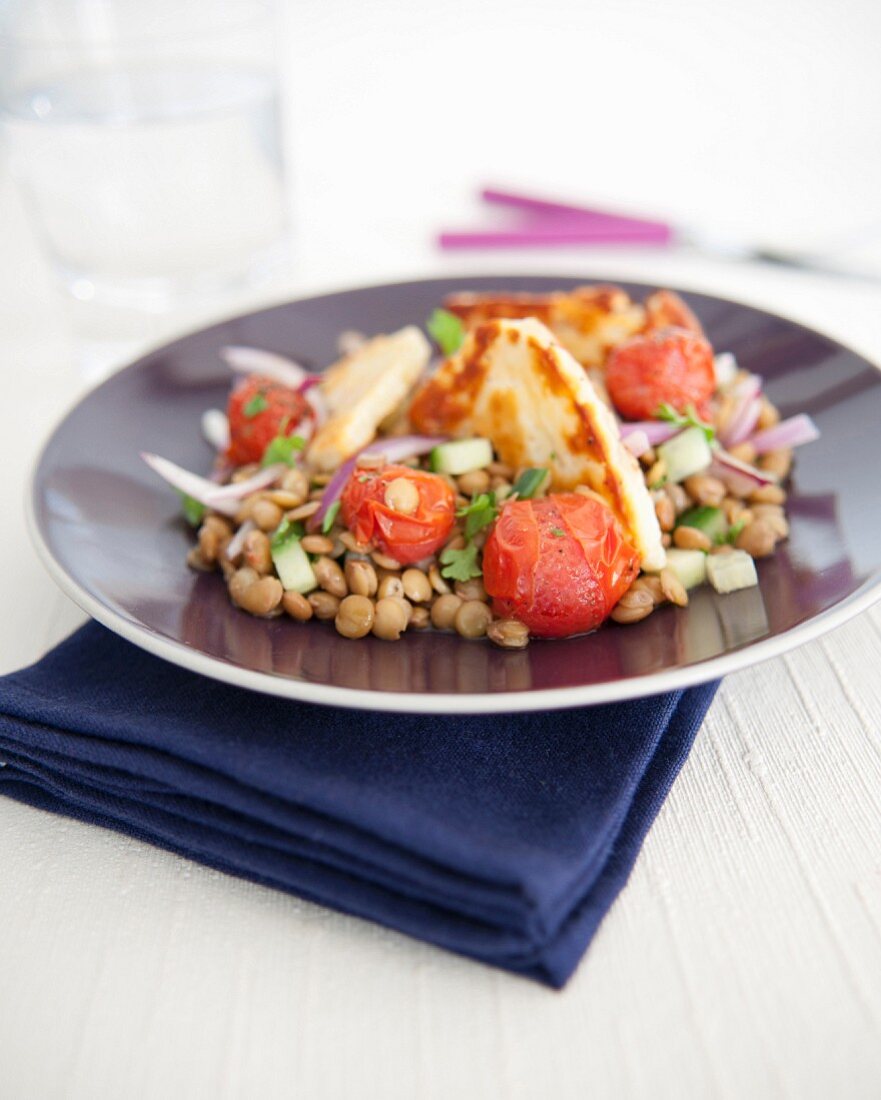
[0,0,289,311]
[438,186,881,282]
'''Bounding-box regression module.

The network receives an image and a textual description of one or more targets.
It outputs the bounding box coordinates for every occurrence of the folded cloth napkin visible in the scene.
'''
[0,623,717,987]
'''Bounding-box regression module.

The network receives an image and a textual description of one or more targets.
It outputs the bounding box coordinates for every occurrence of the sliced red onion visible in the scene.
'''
[337,329,367,356]
[221,345,317,389]
[713,352,738,389]
[201,408,230,452]
[709,449,776,496]
[141,452,239,517]
[303,385,328,427]
[618,420,679,445]
[623,429,651,458]
[749,414,820,454]
[225,519,255,561]
[142,453,289,516]
[719,373,763,447]
[722,396,763,447]
[308,435,447,531]
[207,463,288,506]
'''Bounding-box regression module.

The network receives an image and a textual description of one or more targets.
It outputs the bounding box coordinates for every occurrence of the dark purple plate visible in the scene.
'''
[28,276,881,712]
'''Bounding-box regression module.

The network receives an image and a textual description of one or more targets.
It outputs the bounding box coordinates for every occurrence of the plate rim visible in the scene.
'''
[26,274,881,713]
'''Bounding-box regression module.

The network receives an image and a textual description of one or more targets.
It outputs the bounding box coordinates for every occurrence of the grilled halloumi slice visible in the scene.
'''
[308,325,431,472]
[409,317,665,571]
[443,284,645,368]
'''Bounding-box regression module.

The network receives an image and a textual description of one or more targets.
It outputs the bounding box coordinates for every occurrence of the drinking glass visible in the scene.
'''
[0,0,289,311]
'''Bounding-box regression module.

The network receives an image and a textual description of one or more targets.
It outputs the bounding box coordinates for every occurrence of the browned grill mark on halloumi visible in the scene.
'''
[409,317,665,570]
[443,285,646,368]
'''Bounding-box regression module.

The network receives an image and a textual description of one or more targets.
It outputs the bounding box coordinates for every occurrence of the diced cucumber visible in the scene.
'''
[677,505,728,544]
[430,438,493,475]
[706,550,758,594]
[271,522,317,594]
[657,426,713,484]
[663,548,708,590]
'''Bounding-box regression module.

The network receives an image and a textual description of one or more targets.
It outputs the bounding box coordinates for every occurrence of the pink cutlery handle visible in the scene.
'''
[480,186,673,238]
[438,223,673,250]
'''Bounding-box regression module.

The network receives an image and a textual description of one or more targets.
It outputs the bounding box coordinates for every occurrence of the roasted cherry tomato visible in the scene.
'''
[227,375,309,466]
[482,493,639,638]
[643,290,704,336]
[605,327,715,421]
[340,464,456,565]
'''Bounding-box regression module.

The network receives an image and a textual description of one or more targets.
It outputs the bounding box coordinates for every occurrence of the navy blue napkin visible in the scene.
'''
[0,623,717,987]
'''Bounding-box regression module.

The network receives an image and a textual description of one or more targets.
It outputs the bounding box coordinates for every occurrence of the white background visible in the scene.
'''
[2,0,881,1096]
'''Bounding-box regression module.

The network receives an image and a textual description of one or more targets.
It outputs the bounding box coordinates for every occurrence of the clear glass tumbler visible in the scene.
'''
[0,0,289,311]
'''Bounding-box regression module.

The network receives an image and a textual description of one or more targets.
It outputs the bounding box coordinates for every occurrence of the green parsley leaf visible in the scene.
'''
[270,516,304,552]
[550,526,566,537]
[179,492,205,527]
[243,392,269,418]
[321,500,341,535]
[427,308,465,356]
[655,402,715,443]
[261,433,305,467]
[456,491,498,540]
[725,517,746,545]
[511,467,549,500]
[439,542,482,582]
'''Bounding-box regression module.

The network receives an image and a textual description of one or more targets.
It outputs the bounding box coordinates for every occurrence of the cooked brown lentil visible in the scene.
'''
[308,591,340,620]
[428,563,451,595]
[235,575,283,617]
[282,590,313,621]
[372,597,408,640]
[401,568,432,603]
[458,469,490,496]
[251,498,283,532]
[335,595,375,639]
[487,618,529,649]
[455,600,493,639]
[673,525,712,552]
[300,534,335,555]
[735,519,777,558]
[243,529,273,574]
[377,573,405,600]
[430,594,463,631]
[345,558,378,597]
[313,556,347,598]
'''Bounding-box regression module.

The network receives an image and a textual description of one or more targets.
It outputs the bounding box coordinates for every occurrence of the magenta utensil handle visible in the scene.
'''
[438,223,673,250]
[480,186,673,237]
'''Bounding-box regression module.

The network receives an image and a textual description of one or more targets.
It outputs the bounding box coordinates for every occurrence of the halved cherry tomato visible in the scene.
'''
[605,327,715,421]
[227,375,309,466]
[643,290,704,336]
[482,493,639,637]
[340,464,456,565]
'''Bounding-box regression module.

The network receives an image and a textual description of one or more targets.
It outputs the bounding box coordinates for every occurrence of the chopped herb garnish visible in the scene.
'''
[511,467,549,500]
[358,474,370,483]
[656,402,715,443]
[244,392,269,418]
[440,542,482,582]
[550,526,566,537]
[427,308,465,356]
[726,517,746,544]
[179,492,205,527]
[321,500,341,535]
[456,491,498,540]
[270,516,304,552]
[261,433,305,467]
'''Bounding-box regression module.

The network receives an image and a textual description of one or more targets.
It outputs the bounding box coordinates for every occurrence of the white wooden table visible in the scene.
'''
[3,0,881,1090]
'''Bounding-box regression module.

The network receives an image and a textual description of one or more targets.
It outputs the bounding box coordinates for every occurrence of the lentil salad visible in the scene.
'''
[142,285,820,649]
